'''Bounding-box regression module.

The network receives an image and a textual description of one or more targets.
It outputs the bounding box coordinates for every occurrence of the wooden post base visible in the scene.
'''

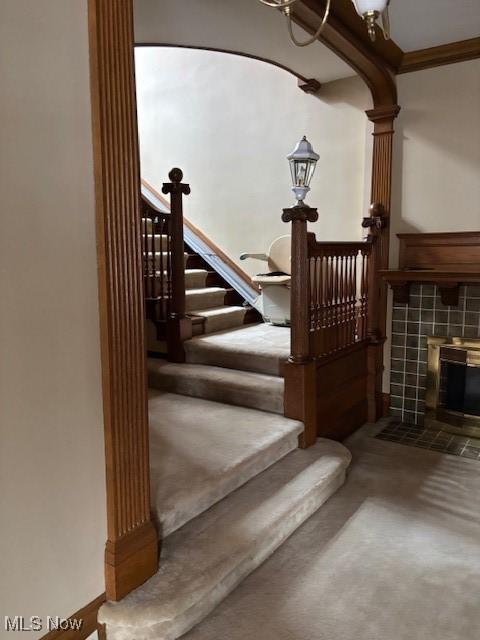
[167,316,193,363]
[105,522,158,601]
[283,360,317,448]
[367,341,385,423]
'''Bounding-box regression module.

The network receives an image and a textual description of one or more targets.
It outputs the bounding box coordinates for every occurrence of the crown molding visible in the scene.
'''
[399,37,480,74]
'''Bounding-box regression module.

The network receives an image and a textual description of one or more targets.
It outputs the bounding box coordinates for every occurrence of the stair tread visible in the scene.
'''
[185,323,290,376]
[99,438,351,640]
[146,390,301,536]
[185,286,226,295]
[189,305,245,317]
[148,360,284,414]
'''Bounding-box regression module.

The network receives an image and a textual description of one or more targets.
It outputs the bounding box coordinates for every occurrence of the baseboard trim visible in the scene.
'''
[40,594,106,640]
[104,521,158,601]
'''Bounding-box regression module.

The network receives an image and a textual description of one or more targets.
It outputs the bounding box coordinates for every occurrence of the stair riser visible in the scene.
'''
[186,291,226,312]
[148,371,284,414]
[185,271,208,289]
[185,347,285,377]
[202,310,246,334]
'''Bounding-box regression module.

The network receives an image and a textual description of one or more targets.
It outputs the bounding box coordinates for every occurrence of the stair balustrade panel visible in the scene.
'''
[307,238,373,358]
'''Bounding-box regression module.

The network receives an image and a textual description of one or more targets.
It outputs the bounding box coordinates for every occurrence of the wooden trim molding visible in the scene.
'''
[88,0,158,601]
[399,37,480,74]
[40,595,106,640]
[292,0,398,108]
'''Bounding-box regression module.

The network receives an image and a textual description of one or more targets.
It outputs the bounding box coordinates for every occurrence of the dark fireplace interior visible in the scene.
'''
[440,360,480,418]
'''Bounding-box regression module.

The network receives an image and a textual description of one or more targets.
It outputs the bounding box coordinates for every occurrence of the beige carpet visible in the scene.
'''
[185,323,290,375]
[183,423,480,640]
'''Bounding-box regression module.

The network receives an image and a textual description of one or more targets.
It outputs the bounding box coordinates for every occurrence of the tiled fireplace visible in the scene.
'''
[389,284,480,426]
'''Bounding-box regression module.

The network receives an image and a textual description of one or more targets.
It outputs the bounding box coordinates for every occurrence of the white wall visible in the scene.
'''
[384,59,480,389]
[135,47,370,276]
[0,2,106,636]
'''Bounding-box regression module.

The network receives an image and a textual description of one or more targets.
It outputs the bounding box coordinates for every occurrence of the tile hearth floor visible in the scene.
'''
[376,420,480,460]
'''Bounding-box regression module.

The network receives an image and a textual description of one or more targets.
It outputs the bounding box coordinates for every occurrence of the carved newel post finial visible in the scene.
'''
[162,167,191,196]
[362,202,387,238]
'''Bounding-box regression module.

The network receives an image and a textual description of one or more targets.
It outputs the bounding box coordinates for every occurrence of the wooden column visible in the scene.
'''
[365,105,400,421]
[88,0,158,601]
[282,206,319,448]
[162,168,193,362]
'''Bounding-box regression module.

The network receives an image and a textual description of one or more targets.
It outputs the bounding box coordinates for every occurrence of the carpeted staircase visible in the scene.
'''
[145,218,260,353]
[99,321,351,640]
[100,218,351,640]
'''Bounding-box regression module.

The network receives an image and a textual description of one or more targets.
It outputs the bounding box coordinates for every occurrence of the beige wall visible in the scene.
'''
[384,59,480,389]
[135,47,370,276]
[0,2,106,636]
[390,59,480,266]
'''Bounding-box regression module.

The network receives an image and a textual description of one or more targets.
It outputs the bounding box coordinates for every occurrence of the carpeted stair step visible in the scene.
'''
[147,391,303,536]
[148,360,284,414]
[185,287,227,312]
[99,439,351,640]
[189,305,246,334]
[185,323,290,376]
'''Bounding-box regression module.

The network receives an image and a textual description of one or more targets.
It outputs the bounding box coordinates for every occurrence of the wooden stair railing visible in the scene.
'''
[282,204,377,447]
[142,168,192,362]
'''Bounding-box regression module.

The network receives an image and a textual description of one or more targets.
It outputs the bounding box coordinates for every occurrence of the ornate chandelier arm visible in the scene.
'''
[285,0,332,47]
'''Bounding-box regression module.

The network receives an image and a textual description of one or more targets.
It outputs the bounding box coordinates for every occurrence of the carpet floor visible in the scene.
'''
[183,422,480,640]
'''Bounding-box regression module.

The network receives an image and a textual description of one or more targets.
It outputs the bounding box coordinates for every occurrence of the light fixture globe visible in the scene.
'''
[287,136,319,205]
[351,0,390,40]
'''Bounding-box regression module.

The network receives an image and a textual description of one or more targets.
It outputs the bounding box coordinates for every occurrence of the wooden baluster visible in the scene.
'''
[319,254,325,356]
[282,206,318,449]
[162,168,192,362]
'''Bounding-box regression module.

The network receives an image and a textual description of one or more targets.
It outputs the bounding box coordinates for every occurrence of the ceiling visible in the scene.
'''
[389,0,480,52]
[134,0,355,84]
[134,0,480,84]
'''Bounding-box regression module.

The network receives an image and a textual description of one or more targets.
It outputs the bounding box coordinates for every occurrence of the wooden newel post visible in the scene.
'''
[362,202,387,421]
[282,205,319,448]
[162,168,192,361]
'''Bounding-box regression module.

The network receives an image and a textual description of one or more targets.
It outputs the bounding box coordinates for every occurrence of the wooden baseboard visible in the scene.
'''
[40,595,105,640]
[104,521,158,601]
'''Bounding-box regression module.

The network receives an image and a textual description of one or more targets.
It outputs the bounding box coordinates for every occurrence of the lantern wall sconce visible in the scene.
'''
[257,0,391,45]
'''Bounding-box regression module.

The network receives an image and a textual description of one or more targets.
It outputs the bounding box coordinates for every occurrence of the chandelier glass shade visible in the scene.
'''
[257,0,391,44]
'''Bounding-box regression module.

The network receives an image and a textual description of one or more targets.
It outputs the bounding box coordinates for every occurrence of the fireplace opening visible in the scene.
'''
[442,361,480,417]
[426,337,480,437]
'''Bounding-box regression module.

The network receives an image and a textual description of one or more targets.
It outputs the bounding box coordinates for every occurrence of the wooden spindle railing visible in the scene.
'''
[141,197,171,323]
[141,167,192,361]
[307,236,373,358]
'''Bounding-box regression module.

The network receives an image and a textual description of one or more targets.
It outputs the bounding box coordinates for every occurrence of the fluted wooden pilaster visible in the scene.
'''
[88,0,158,601]
[366,104,400,421]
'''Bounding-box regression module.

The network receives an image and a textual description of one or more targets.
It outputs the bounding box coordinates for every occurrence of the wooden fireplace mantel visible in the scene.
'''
[380,269,480,305]
[381,232,480,305]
